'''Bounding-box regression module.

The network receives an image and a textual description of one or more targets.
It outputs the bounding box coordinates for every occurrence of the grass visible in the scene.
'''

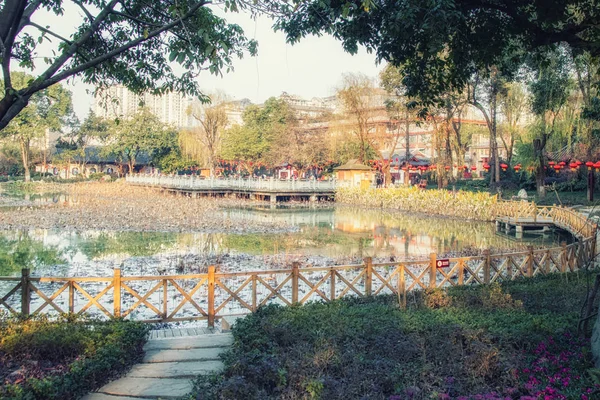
[188,272,600,399]
[0,314,149,400]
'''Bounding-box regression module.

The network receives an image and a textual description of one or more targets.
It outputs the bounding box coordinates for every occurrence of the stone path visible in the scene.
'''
[82,330,232,400]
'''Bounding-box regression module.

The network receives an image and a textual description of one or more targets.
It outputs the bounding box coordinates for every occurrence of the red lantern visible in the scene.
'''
[445,165,450,171]
[595,162,600,171]
[483,163,490,171]
[586,161,594,168]
[569,162,578,171]
[471,166,477,171]
[500,163,508,171]
[514,164,521,172]
[559,161,566,167]
[553,165,561,171]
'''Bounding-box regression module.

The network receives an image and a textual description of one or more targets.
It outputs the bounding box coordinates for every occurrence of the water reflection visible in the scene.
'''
[0,206,567,277]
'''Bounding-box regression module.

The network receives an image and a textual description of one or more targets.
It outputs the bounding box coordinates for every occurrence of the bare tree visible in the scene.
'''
[336,73,378,164]
[189,92,229,177]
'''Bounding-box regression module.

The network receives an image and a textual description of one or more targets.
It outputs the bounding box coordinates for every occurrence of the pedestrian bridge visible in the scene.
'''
[126,174,337,202]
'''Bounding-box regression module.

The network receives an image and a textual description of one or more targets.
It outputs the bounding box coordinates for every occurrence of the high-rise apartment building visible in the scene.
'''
[93,85,193,128]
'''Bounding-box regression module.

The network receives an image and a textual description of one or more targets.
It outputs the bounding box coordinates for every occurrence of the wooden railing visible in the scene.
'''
[495,201,597,238]
[1,236,596,326]
[126,174,338,192]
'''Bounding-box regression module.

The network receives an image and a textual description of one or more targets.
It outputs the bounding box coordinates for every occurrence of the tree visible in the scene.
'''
[56,110,110,175]
[336,73,378,164]
[103,107,174,174]
[188,92,229,176]
[498,82,528,164]
[221,97,295,170]
[0,72,74,181]
[528,47,573,198]
[0,0,258,130]
[272,0,599,110]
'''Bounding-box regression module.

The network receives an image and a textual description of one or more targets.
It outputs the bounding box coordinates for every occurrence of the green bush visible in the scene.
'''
[0,314,149,400]
[188,272,597,399]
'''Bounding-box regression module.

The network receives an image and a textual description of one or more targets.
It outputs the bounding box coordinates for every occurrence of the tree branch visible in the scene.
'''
[28,22,73,45]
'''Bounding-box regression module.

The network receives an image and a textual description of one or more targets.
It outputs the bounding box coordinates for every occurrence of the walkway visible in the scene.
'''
[126,174,337,203]
[82,329,232,400]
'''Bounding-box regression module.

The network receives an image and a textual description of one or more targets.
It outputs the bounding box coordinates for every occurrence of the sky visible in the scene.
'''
[23,4,385,120]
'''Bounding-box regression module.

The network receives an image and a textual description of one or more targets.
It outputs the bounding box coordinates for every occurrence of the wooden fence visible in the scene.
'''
[1,235,596,326]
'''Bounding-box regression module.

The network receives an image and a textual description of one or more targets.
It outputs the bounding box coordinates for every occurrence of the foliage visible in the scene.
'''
[102,108,177,173]
[336,186,499,221]
[271,0,599,111]
[221,97,296,168]
[0,73,74,181]
[0,235,64,276]
[0,0,258,130]
[188,272,599,399]
[0,315,148,400]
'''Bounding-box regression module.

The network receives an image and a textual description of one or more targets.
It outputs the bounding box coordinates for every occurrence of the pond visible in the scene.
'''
[0,205,569,278]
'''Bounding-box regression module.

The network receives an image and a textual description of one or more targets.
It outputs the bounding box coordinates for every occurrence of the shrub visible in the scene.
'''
[336,186,500,221]
[187,272,597,399]
[0,314,149,400]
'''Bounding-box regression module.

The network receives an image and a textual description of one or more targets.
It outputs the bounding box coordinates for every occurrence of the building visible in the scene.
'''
[93,85,194,128]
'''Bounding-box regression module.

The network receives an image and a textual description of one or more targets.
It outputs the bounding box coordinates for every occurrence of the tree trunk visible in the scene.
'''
[20,138,31,182]
[533,137,547,198]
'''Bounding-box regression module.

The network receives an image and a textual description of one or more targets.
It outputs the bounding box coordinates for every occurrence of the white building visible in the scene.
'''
[93,86,194,128]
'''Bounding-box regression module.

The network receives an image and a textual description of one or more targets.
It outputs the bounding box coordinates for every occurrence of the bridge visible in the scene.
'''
[126,174,337,203]
[495,200,597,240]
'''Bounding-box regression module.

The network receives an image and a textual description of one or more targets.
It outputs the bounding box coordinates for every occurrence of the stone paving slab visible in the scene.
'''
[96,377,193,398]
[128,360,223,378]
[143,347,224,363]
[82,394,154,400]
[143,334,233,351]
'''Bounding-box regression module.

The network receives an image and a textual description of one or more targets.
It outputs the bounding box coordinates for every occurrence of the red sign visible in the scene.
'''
[436,259,450,268]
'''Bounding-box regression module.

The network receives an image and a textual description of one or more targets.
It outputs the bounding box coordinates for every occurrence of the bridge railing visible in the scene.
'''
[1,236,596,326]
[495,200,597,239]
[126,174,337,192]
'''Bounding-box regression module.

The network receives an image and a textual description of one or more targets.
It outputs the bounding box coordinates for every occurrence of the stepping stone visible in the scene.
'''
[143,347,224,363]
[128,360,224,378]
[144,334,233,351]
[82,394,154,400]
[98,377,192,398]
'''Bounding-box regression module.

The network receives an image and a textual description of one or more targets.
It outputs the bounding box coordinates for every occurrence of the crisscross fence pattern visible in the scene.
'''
[0,236,596,326]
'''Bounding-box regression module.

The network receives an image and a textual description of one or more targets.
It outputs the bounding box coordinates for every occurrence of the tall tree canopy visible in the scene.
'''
[272,0,599,108]
[0,0,258,130]
[221,97,296,168]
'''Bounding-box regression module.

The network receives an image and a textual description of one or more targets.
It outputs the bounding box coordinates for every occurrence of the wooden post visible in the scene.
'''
[398,264,406,309]
[113,268,121,318]
[291,262,300,304]
[458,259,464,285]
[252,275,257,312]
[208,265,216,328]
[69,281,74,313]
[364,257,373,296]
[162,280,168,319]
[527,246,534,277]
[429,253,437,288]
[330,268,336,301]
[483,249,491,284]
[21,268,30,316]
[560,242,568,273]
